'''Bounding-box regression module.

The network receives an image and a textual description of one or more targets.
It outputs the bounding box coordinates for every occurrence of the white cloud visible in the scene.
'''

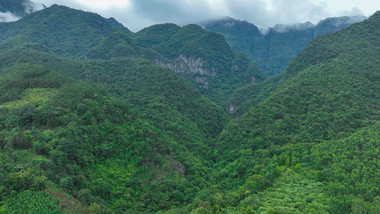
[0,12,21,23]
[29,0,380,31]
[73,0,129,9]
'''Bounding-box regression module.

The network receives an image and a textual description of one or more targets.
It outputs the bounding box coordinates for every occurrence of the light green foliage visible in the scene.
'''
[0,88,57,109]
[1,190,61,214]
[251,174,329,214]
[205,168,329,213]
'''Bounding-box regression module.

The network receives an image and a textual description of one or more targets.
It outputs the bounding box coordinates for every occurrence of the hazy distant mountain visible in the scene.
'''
[203,15,366,76]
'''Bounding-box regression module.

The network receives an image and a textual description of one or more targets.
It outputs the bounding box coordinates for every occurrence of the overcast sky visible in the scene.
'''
[29,0,380,32]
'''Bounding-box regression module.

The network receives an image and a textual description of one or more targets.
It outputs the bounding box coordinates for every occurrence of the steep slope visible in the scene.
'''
[0,45,224,214]
[204,15,366,76]
[1,4,264,106]
[219,11,379,161]
[135,23,264,105]
[0,5,230,213]
[188,11,379,213]
[0,63,218,213]
[227,14,372,117]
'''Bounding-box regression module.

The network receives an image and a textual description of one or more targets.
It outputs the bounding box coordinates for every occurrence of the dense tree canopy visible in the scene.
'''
[0,4,378,214]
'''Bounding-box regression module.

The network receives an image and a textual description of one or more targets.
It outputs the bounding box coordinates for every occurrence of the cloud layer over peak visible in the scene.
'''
[28,0,380,31]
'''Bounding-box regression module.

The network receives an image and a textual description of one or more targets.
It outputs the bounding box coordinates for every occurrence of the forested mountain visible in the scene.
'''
[0,5,228,213]
[134,23,265,105]
[0,2,378,214]
[0,4,263,105]
[203,15,366,76]
[0,5,118,57]
[207,11,379,213]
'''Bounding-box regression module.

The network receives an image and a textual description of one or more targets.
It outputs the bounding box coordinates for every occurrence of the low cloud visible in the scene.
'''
[23,0,380,31]
[0,12,20,22]
[0,0,45,23]
[98,0,339,31]
[26,0,45,13]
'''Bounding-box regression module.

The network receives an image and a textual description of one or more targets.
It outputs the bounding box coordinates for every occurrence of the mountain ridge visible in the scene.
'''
[203,15,367,76]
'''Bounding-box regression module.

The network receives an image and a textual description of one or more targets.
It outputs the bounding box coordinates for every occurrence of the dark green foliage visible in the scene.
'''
[192,11,380,213]
[0,61,217,212]
[311,123,380,213]
[219,11,380,159]
[227,74,281,118]
[0,4,264,106]
[0,8,229,211]
[85,32,139,59]
[135,23,264,105]
[134,23,181,48]
[202,17,265,62]
[106,17,134,36]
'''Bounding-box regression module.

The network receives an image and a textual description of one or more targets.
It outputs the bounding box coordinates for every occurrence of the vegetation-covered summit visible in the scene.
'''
[134,23,265,105]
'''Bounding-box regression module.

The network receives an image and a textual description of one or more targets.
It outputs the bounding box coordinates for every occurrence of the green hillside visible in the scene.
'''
[202,11,379,213]
[0,5,115,57]
[135,23,264,105]
[0,61,225,213]
[220,10,380,163]
[0,5,229,213]
[0,3,378,214]
[0,4,263,106]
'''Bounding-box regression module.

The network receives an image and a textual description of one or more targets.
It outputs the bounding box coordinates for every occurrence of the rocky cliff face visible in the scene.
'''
[156,54,216,76]
[155,54,217,89]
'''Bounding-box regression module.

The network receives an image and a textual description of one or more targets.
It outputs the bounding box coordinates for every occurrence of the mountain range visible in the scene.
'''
[203,15,366,76]
[0,1,378,213]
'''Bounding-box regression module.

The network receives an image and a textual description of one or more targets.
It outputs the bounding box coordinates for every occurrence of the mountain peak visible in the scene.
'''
[270,21,315,33]
[0,4,116,56]
[371,10,380,17]
[316,15,366,27]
